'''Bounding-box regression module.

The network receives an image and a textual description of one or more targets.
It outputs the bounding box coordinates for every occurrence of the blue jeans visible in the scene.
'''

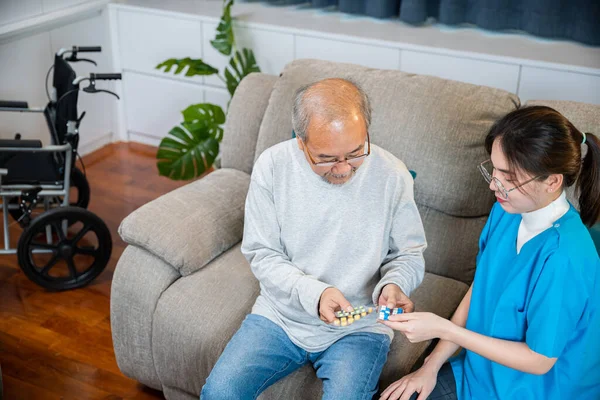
[201,314,391,400]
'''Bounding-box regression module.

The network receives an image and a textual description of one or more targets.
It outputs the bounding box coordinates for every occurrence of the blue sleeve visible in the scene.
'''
[525,251,588,358]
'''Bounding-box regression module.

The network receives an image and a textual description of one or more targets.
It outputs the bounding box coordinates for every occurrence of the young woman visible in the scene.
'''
[380,106,600,400]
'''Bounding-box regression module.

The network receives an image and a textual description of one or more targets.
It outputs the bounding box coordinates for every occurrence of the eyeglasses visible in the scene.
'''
[302,131,371,168]
[478,159,540,199]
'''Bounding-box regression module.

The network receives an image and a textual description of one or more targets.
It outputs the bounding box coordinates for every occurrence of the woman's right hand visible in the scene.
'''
[379,363,439,400]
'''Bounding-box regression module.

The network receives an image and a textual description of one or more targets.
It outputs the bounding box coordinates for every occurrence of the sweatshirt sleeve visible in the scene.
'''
[372,170,427,305]
[241,154,332,318]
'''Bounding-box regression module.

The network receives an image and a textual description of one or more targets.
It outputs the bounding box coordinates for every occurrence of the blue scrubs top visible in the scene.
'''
[450,202,600,399]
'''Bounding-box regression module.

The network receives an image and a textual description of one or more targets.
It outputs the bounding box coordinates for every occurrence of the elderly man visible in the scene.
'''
[201,78,427,399]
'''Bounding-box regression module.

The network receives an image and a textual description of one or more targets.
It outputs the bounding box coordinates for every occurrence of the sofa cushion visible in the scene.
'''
[254,59,519,218]
[118,168,250,276]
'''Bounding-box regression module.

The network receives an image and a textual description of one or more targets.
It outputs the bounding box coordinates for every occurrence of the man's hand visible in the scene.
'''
[378,283,415,313]
[319,287,354,323]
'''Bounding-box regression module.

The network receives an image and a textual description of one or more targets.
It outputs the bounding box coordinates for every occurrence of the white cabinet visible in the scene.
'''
[235,25,294,76]
[518,66,600,105]
[295,35,400,70]
[401,50,520,93]
[109,3,600,146]
[123,72,204,141]
[204,86,230,112]
[117,9,203,83]
[203,23,294,89]
[202,21,227,88]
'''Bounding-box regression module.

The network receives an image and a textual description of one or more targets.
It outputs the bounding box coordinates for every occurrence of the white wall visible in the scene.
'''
[0,0,117,155]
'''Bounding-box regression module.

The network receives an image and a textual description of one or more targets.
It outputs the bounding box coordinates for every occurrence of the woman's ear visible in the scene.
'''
[545,174,564,193]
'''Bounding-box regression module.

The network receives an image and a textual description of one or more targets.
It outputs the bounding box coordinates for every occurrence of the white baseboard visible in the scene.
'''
[127,131,161,147]
[78,131,114,156]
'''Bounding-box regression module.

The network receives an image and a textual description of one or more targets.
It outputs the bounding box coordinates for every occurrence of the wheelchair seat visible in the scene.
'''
[0,140,61,185]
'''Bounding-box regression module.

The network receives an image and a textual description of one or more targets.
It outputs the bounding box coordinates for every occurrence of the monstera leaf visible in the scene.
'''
[210,0,234,56]
[182,103,225,142]
[156,58,219,77]
[224,48,260,96]
[156,104,225,180]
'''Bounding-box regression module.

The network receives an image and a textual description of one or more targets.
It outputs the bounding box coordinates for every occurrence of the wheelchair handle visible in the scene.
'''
[90,73,122,80]
[76,46,101,52]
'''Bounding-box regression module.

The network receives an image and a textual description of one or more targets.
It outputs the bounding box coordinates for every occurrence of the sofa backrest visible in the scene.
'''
[223,59,600,284]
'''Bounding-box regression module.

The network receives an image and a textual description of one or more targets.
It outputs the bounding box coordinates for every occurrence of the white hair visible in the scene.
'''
[291,79,372,141]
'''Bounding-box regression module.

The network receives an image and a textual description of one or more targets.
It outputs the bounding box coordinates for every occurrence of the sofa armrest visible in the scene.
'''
[118,168,251,276]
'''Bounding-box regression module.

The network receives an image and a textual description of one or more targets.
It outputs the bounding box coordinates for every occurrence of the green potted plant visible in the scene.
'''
[155,0,260,180]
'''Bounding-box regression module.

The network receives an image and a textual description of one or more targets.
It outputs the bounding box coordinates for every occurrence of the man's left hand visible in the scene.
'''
[378,283,414,313]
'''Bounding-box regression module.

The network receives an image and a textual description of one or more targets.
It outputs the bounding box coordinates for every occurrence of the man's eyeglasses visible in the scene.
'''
[478,159,540,199]
[302,131,371,168]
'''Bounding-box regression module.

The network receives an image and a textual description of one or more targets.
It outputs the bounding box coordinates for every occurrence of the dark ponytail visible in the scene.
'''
[577,132,600,226]
[485,106,600,227]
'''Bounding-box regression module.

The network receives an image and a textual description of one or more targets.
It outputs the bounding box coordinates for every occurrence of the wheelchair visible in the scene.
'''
[0,46,122,290]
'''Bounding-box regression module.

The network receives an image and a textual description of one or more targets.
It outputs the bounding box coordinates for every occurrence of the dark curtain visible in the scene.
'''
[259,0,600,46]
[400,0,599,46]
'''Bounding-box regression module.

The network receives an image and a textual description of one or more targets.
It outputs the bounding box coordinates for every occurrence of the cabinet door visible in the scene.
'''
[518,66,600,105]
[296,35,400,70]
[401,50,520,93]
[118,9,202,83]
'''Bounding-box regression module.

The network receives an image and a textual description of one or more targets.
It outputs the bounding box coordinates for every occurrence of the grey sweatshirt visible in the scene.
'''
[241,139,427,352]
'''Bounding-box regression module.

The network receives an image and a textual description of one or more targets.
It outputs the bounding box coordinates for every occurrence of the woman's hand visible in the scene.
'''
[380,363,439,400]
[380,312,453,343]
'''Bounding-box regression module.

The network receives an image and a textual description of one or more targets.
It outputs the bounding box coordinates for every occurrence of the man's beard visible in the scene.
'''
[322,166,357,185]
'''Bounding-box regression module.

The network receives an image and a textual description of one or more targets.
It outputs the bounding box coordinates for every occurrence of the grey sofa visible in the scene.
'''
[111,59,600,400]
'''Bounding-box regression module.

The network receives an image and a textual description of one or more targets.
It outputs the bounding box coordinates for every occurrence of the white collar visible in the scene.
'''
[521,190,569,231]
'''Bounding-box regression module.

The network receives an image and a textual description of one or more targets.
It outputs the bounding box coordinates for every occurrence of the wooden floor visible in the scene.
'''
[0,143,191,399]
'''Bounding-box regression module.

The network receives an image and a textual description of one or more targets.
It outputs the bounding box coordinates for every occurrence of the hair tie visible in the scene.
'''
[582,132,587,144]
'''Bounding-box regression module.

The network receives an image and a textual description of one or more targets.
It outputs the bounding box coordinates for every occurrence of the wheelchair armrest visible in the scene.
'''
[0,100,29,108]
[0,100,43,113]
[0,139,42,148]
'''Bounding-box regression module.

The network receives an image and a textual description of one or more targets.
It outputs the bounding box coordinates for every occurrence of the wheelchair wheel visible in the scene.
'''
[9,166,90,227]
[17,206,112,290]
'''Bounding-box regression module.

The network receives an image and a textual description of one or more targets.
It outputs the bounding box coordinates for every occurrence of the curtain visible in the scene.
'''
[258,0,600,46]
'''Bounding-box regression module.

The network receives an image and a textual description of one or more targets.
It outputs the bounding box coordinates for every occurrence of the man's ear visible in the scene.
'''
[296,136,304,150]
